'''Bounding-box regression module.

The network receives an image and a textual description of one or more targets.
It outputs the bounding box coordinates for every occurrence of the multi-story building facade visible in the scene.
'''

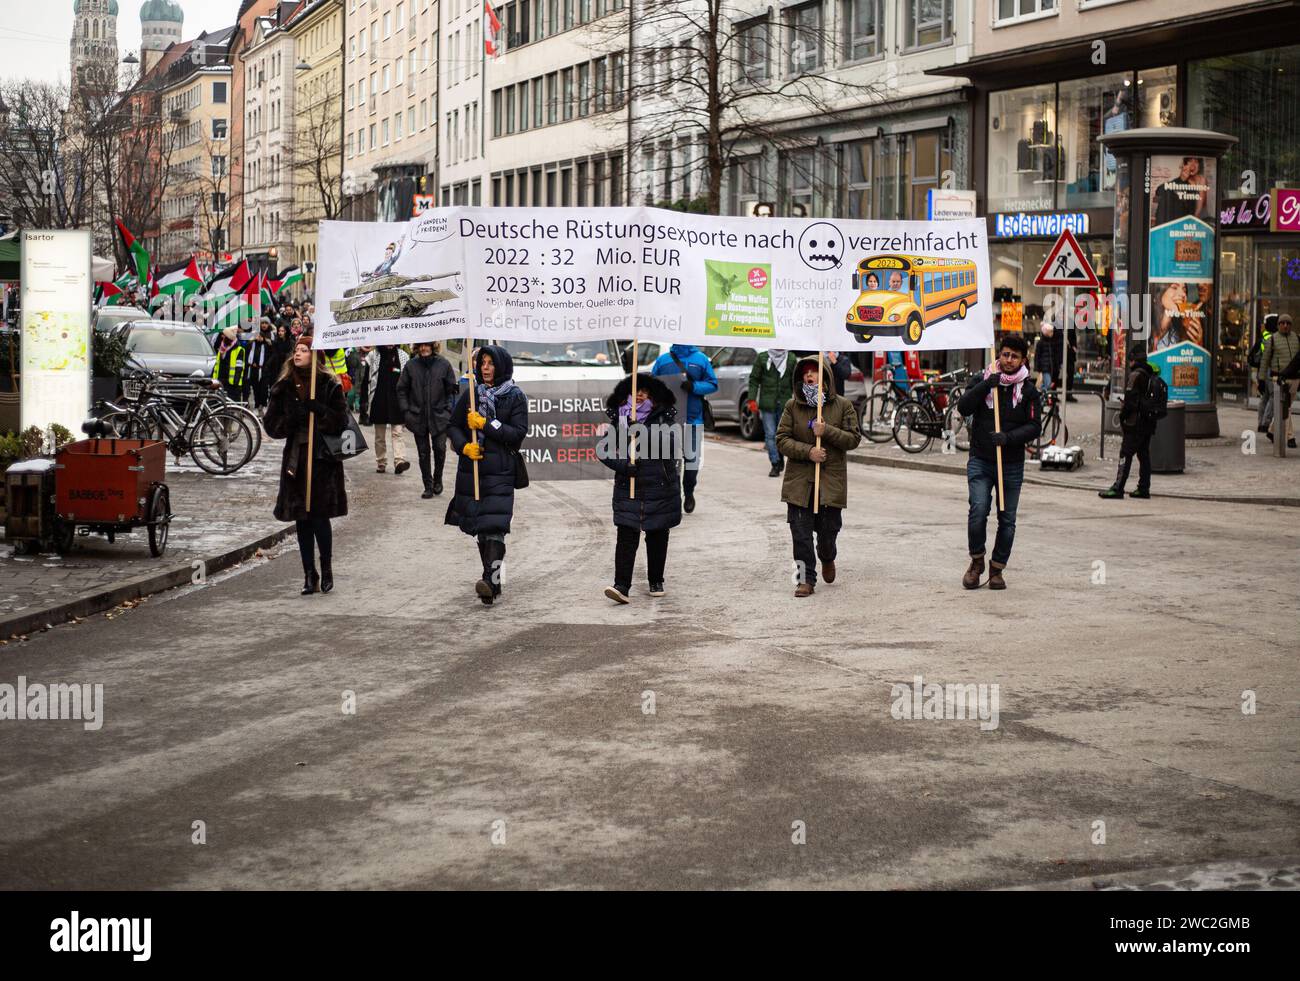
[288,0,344,292]
[158,28,235,266]
[242,8,300,273]
[476,0,629,208]
[437,0,486,205]
[933,0,1300,402]
[229,0,287,256]
[342,0,441,221]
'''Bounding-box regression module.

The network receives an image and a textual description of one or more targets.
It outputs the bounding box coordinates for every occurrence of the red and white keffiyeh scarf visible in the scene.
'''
[984,364,1029,409]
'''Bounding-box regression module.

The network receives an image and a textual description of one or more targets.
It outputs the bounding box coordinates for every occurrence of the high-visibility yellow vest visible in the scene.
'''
[213,344,246,386]
[329,348,348,377]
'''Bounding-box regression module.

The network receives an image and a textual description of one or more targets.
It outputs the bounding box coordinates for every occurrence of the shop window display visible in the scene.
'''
[988,84,1057,214]
[1059,71,1132,211]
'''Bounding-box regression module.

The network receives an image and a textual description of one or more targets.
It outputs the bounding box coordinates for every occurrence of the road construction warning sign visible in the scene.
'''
[1033,228,1100,289]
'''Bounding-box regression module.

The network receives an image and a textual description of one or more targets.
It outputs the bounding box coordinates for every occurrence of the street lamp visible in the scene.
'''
[295,61,311,72]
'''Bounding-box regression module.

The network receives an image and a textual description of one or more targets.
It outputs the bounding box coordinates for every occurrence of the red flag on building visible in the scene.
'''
[484,2,502,57]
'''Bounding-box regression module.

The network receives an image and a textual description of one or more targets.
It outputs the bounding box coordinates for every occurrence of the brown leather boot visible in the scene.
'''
[962,554,985,590]
[822,560,836,584]
[794,583,815,598]
[988,562,1006,590]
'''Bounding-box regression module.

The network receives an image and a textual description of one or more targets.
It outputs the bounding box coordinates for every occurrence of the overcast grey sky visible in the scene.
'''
[0,1,241,86]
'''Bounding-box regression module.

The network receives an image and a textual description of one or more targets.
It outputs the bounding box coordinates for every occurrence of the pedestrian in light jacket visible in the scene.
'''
[748,349,797,476]
[364,345,410,474]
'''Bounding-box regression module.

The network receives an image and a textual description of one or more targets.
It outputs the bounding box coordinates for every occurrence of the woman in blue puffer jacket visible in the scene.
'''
[446,345,528,605]
[599,372,682,604]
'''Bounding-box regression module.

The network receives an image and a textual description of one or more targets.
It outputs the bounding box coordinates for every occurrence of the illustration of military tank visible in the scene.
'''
[329,273,460,323]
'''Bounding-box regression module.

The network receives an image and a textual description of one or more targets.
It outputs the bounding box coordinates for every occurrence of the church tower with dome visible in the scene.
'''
[69,0,120,97]
[140,0,185,74]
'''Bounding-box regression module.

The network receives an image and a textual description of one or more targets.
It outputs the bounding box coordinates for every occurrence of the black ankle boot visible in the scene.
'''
[301,569,319,595]
[319,558,333,593]
[488,540,505,597]
[475,541,494,605]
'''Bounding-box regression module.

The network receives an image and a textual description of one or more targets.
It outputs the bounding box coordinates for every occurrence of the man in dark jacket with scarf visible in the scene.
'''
[446,345,528,606]
[651,343,718,514]
[957,334,1041,590]
[777,355,862,597]
[748,348,796,477]
[1100,354,1160,499]
[398,341,459,498]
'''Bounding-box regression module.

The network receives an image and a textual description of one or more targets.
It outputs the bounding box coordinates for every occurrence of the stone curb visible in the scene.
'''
[1,524,296,639]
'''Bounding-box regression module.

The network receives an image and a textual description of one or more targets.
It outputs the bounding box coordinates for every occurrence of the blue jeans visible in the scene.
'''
[682,423,703,496]
[967,455,1024,567]
[761,409,780,465]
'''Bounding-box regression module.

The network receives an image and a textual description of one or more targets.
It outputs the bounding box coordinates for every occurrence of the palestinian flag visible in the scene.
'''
[258,271,281,315]
[267,265,303,297]
[208,274,262,333]
[154,256,203,301]
[203,259,252,300]
[115,219,150,286]
[95,281,125,307]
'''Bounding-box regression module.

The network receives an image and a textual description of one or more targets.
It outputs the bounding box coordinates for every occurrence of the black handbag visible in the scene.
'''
[321,409,369,461]
[511,446,529,489]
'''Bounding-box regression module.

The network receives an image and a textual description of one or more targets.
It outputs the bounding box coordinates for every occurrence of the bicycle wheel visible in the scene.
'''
[861,390,898,443]
[944,405,971,452]
[203,402,263,461]
[98,409,133,437]
[123,407,164,441]
[893,398,935,454]
[190,414,254,474]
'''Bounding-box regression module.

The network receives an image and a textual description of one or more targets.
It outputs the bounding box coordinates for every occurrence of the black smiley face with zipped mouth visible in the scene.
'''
[798,222,845,270]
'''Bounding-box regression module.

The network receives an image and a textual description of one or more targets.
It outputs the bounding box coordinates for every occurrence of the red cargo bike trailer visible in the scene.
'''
[49,437,172,556]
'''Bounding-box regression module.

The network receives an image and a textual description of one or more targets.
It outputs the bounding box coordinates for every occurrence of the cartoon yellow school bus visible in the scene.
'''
[845,255,978,345]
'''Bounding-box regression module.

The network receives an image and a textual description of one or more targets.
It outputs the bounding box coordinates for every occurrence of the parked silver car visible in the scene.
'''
[704,346,763,440]
[93,306,151,334]
[114,320,216,393]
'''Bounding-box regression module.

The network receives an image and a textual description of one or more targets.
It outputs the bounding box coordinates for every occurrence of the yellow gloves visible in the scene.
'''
[462,441,484,461]
[467,410,487,430]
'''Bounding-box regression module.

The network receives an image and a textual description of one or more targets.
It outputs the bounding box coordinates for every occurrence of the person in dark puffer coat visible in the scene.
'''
[264,335,349,596]
[598,373,682,604]
[445,345,528,605]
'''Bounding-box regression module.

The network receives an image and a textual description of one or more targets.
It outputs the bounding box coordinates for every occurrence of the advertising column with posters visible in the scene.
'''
[20,229,92,434]
[1146,155,1216,404]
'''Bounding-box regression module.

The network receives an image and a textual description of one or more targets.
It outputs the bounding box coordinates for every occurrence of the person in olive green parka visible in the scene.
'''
[776,355,862,597]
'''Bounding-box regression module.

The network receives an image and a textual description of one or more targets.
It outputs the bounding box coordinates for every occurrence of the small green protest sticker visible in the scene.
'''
[704,259,775,338]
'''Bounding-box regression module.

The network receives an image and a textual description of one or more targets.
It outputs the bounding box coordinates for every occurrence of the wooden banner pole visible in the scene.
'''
[813,351,824,516]
[629,339,638,500]
[466,338,480,501]
[305,354,317,512]
[991,369,1006,513]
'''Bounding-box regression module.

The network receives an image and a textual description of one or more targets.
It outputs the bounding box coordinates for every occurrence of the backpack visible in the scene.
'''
[1139,372,1168,421]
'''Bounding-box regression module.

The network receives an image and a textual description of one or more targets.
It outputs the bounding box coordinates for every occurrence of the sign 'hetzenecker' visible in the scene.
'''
[315,206,993,353]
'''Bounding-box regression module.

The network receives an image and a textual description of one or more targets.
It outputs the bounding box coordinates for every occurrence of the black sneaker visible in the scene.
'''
[1130,489,1151,499]
[433,479,443,495]
[648,583,665,597]
[421,487,435,499]
[394,460,411,475]
[475,580,494,605]
[683,494,696,514]
[1098,487,1124,499]
[604,586,630,605]
[768,464,781,477]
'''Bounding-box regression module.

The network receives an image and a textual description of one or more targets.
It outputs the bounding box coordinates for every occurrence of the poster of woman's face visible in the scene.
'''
[1149,155,1215,227]
[1153,281,1212,350]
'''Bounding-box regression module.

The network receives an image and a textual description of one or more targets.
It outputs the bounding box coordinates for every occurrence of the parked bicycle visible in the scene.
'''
[1027,388,1070,459]
[892,376,971,455]
[98,369,258,475]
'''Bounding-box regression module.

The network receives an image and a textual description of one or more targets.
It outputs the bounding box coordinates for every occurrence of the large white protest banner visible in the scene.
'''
[314,206,992,353]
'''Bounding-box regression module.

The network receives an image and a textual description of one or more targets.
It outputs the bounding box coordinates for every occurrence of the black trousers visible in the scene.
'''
[296,516,332,572]
[614,525,669,591]
[248,365,270,408]
[1115,423,1155,493]
[412,429,448,488]
[788,494,842,587]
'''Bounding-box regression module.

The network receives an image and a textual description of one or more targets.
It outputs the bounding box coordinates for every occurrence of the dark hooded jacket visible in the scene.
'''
[957,369,1041,465]
[776,356,862,510]
[1119,359,1159,430]
[264,367,349,521]
[445,345,528,536]
[600,373,682,532]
